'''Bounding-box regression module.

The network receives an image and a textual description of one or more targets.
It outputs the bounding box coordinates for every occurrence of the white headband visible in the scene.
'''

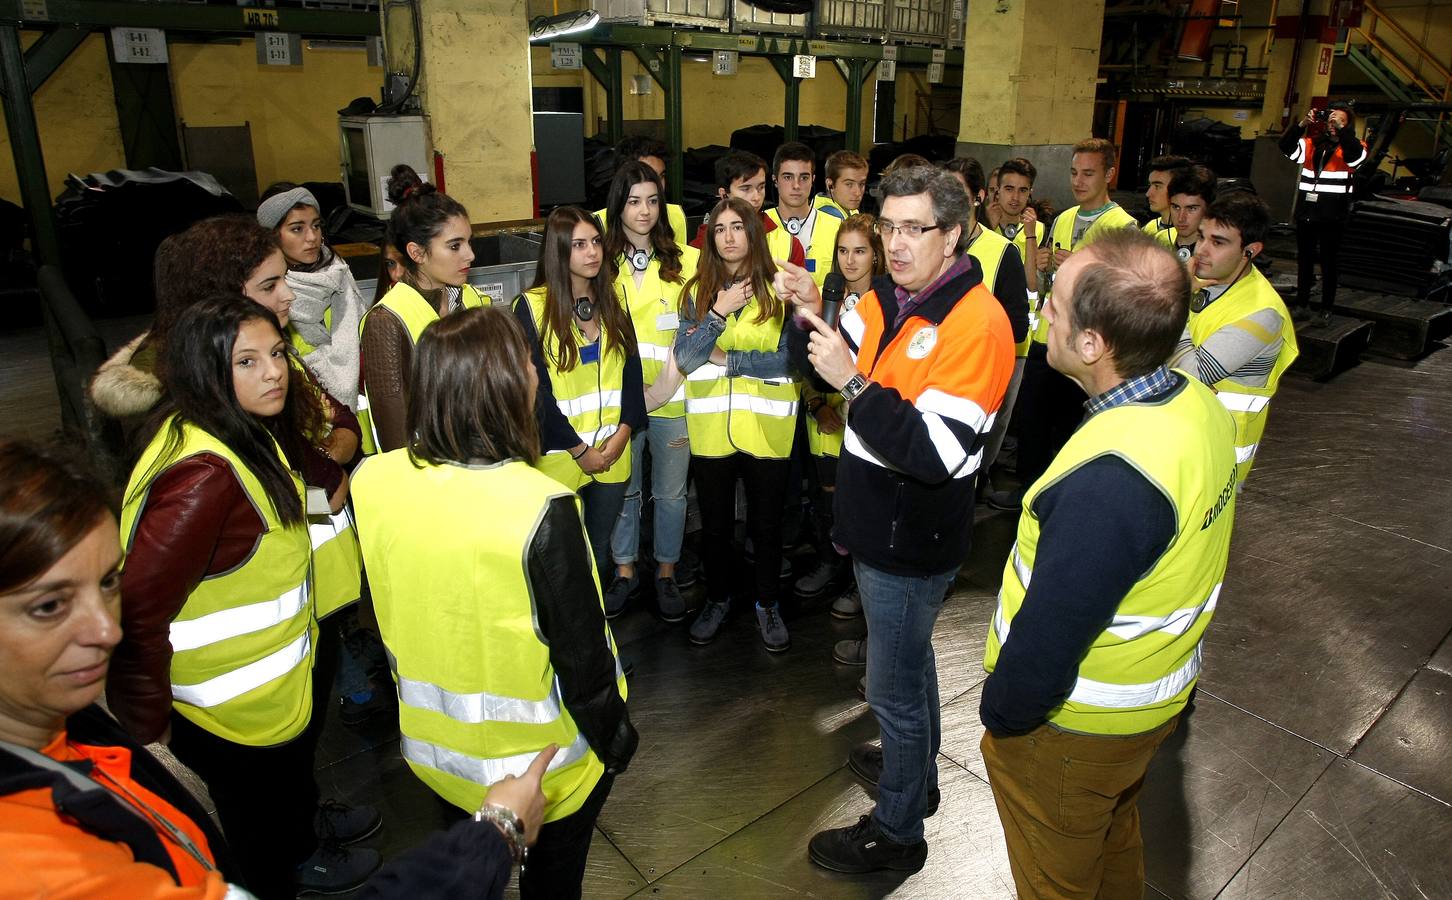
[256,187,320,230]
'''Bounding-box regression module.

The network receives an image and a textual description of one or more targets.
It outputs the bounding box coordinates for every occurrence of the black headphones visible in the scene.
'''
[629,249,651,272]
[1243,249,1254,259]
[573,296,595,321]
[785,216,804,235]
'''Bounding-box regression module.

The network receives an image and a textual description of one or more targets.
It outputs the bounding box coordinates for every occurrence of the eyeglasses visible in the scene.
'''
[875,220,943,240]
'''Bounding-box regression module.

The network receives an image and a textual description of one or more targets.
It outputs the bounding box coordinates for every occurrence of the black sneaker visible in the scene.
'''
[847,742,940,816]
[985,489,1023,511]
[808,814,928,874]
[296,845,382,894]
[314,799,382,844]
[604,573,639,619]
[656,576,686,623]
[338,688,393,727]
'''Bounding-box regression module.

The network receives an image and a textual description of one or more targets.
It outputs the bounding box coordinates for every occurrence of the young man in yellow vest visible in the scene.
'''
[990,138,1138,511]
[1159,164,1217,265]
[690,150,806,270]
[1142,154,1192,237]
[593,135,689,242]
[981,228,1238,898]
[820,149,869,218]
[1171,192,1299,486]
[767,141,842,288]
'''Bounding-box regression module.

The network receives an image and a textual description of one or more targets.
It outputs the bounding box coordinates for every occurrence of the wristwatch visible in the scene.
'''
[475,804,526,864]
[840,374,869,402]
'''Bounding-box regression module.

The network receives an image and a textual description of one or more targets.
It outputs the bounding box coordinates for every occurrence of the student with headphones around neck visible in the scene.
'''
[514,208,645,584]
[600,162,700,623]
[1171,193,1299,488]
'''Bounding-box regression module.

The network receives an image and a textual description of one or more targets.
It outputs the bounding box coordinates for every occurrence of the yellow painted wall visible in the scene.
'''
[0,32,125,205]
[0,33,381,209]
[170,40,381,192]
[959,0,1106,146]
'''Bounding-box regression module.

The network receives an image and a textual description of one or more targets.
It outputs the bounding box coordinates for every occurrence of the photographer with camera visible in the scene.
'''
[1279,100,1366,323]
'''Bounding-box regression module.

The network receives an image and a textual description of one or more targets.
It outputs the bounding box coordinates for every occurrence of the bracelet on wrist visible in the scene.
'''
[474,804,526,864]
[571,445,589,460]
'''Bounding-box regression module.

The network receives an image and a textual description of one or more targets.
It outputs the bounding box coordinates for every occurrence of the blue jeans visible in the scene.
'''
[609,415,690,567]
[857,558,958,844]
[579,479,629,582]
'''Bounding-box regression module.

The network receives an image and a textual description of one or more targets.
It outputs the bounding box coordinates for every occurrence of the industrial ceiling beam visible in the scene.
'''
[3,0,380,37]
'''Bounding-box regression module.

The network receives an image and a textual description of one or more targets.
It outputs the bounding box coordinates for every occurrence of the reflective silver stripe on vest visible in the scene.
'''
[1235,442,1259,464]
[638,343,673,362]
[1103,583,1221,640]
[1302,167,1350,180]
[842,426,980,480]
[398,674,563,726]
[400,729,591,787]
[1066,642,1202,708]
[577,423,620,446]
[684,394,797,418]
[171,631,311,708]
[308,510,353,551]
[686,362,727,382]
[557,390,624,419]
[168,583,309,653]
[1216,392,1270,414]
[1299,181,1349,194]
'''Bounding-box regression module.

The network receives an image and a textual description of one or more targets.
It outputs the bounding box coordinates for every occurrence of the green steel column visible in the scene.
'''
[0,26,60,265]
[784,74,800,142]
[605,47,624,146]
[844,58,865,153]
[666,43,683,205]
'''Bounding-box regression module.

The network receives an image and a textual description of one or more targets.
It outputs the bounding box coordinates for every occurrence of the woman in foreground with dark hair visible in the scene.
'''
[513,206,644,579]
[351,305,637,900]
[108,295,375,897]
[0,437,556,898]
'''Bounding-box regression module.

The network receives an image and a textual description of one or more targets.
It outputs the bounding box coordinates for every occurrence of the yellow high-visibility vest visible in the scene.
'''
[1187,267,1300,484]
[985,375,1237,735]
[356,282,488,454]
[616,245,698,420]
[518,286,632,490]
[351,451,626,821]
[121,417,316,746]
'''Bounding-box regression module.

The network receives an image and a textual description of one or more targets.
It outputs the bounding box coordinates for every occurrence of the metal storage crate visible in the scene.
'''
[731,0,807,35]
[466,233,544,305]
[817,0,886,40]
[592,0,729,29]
[889,0,949,45]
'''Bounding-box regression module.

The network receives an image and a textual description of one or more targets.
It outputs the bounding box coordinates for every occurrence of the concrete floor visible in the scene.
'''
[4,294,1450,899]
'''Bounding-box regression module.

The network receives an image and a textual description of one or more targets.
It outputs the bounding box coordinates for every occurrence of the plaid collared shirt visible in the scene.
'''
[892,252,976,329]
[1084,365,1180,418]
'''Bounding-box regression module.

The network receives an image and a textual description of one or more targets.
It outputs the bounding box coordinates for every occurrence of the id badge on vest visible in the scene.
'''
[1305,192,1319,203]
[580,341,601,365]
[656,311,679,332]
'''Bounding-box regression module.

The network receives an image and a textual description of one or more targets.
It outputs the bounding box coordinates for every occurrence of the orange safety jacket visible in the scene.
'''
[0,705,233,898]
[808,259,1016,575]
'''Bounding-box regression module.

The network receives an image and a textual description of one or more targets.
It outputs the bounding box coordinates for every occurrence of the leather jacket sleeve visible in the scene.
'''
[359,309,413,453]
[526,496,638,775]
[108,455,263,744]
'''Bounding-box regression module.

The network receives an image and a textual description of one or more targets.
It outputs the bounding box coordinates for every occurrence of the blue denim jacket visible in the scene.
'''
[674,295,792,380]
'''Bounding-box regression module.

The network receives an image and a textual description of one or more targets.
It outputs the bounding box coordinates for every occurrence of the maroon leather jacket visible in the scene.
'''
[107,396,358,744]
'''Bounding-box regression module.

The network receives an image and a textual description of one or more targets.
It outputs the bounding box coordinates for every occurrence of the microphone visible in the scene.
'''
[821,272,847,330]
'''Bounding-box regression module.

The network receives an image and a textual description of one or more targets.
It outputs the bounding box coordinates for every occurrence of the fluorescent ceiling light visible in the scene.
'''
[529,10,600,43]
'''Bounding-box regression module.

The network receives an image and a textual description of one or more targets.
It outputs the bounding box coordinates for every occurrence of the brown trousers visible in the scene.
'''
[981,717,1179,900]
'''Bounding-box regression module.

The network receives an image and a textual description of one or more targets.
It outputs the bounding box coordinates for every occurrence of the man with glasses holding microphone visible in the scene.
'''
[778,165,1016,874]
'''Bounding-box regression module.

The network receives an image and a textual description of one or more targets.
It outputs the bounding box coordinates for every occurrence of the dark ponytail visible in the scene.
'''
[387,164,469,282]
